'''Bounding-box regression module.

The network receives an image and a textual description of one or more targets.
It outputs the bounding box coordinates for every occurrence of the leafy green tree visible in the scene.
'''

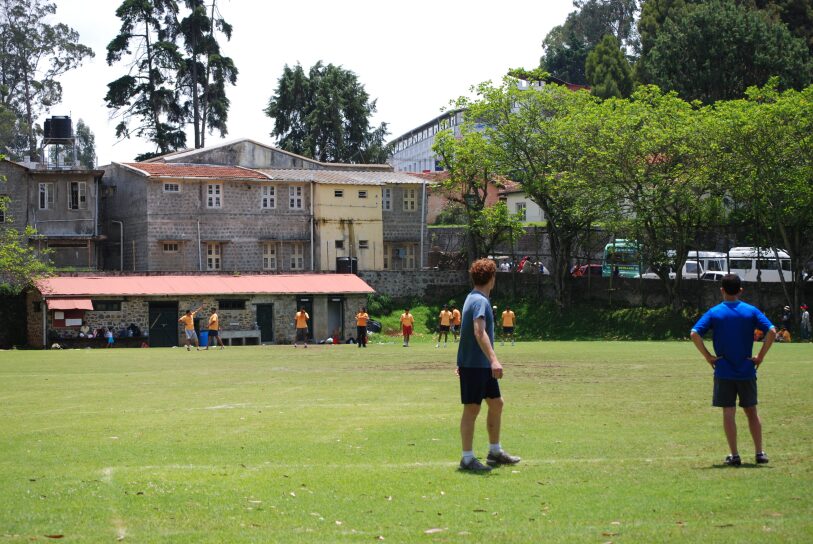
[178,0,237,148]
[105,0,186,159]
[0,166,53,293]
[750,0,813,53]
[265,61,389,163]
[541,21,591,85]
[711,80,813,313]
[0,103,28,159]
[585,34,634,98]
[0,0,94,159]
[642,0,811,102]
[75,119,96,169]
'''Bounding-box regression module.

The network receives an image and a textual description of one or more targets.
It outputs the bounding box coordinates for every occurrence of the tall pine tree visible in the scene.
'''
[585,34,634,98]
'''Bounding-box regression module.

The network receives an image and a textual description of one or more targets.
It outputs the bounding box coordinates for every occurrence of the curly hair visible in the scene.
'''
[469,258,496,286]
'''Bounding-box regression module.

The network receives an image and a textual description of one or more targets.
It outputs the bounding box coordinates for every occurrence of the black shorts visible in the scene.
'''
[713,378,758,408]
[208,329,219,337]
[439,325,450,332]
[295,328,308,342]
[459,366,501,405]
[503,327,514,334]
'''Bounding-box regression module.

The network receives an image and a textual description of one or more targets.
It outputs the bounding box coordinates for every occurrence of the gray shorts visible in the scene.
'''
[185,329,198,341]
[296,328,308,342]
[713,378,758,408]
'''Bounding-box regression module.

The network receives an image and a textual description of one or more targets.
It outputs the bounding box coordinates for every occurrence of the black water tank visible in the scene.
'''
[336,256,358,274]
[45,116,72,139]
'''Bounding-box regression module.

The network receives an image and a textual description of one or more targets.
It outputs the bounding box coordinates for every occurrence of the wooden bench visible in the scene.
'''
[215,330,262,346]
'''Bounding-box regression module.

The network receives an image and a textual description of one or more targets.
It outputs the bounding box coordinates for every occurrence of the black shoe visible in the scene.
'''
[459,457,492,472]
[756,452,769,464]
[486,450,521,466]
[725,454,742,466]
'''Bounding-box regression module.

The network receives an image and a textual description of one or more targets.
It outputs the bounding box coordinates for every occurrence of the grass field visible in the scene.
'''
[1,341,811,543]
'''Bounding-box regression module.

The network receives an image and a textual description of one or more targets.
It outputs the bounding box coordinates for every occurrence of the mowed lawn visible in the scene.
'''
[1,341,811,543]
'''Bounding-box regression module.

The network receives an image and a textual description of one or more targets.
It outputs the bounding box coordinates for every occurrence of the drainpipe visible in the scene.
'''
[310,182,315,271]
[197,220,202,271]
[41,300,47,349]
[420,181,427,268]
[111,220,124,271]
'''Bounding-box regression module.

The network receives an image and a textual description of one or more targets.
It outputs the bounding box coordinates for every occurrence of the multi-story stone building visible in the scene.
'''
[1,158,104,269]
[101,139,430,272]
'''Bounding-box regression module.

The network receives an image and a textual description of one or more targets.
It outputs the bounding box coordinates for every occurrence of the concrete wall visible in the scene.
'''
[168,140,321,170]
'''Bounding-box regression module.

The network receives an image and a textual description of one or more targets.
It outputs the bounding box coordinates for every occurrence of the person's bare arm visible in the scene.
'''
[474,317,502,379]
[750,328,777,367]
[690,330,720,369]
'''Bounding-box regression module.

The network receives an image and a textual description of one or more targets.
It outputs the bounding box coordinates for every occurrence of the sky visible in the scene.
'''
[47,0,574,166]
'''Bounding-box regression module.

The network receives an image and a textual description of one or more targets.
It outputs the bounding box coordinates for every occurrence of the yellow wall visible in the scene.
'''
[313,184,384,271]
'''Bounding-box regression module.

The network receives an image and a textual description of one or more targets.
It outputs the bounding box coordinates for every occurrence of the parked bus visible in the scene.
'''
[602,239,641,278]
[727,247,791,282]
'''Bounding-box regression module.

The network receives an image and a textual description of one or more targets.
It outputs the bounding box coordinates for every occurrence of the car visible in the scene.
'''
[366,319,382,333]
[701,271,730,281]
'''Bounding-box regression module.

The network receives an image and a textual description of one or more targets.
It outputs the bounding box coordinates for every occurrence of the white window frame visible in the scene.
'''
[207,183,223,209]
[261,185,276,209]
[382,188,392,211]
[290,242,304,270]
[206,242,222,270]
[515,201,527,221]
[163,242,179,253]
[289,185,304,209]
[163,182,181,193]
[39,182,55,210]
[262,242,277,270]
[68,181,87,210]
[403,188,417,212]
[405,244,417,270]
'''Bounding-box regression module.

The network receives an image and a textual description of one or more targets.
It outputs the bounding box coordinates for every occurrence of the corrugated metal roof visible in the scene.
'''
[46,298,94,310]
[36,274,375,297]
[256,169,427,186]
[120,162,271,180]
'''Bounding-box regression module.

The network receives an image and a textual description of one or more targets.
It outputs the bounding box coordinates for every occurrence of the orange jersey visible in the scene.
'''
[439,310,452,326]
[501,310,516,327]
[451,309,461,326]
[295,311,309,328]
[179,313,196,330]
[356,312,369,327]
[400,313,414,327]
[208,313,219,330]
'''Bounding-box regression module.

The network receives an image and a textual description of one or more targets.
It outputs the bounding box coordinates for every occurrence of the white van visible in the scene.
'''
[727,247,791,282]
[638,250,726,280]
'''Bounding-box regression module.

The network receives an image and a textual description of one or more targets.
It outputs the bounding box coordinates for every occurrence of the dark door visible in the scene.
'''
[327,297,344,340]
[148,301,179,347]
[296,296,314,340]
[256,304,274,344]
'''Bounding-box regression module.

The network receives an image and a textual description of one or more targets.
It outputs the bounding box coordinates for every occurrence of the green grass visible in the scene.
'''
[1,342,812,542]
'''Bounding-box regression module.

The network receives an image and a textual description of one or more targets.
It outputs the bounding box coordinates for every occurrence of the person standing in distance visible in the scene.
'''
[436,304,453,348]
[293,307,309,348]
[206,307,226,350]
[690,274,776,466]
[457,258,521,472]
[400,308,414,347]
[355,306,369,348]
[451,305,462,343]
[501,305,516,346]
[178,305,204,351]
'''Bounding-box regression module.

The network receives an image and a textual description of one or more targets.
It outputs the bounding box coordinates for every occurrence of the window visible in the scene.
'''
[163,242,179,253]
[290,242,304,270]
[206,242,221,270]
[405,244,417,270]
[515,202,527,221]
[289,185,303,209]
[359,240,369,250]
[207,183,223,208]
[68,181,87,210]
[218,299,246,310]
[335,240,344,250]
[39,183,54,210]
[0,195,5,223]
[382,188,392,211]
[92,300,122,312]
[729,259,752,270]
[383,243,390,269]
[358,190,367,199]
[263,243,277,270]
[403,188,417,211]
[756,259,779,271]
[261,185,275,209]
[334,190,344,198]
[163,182,180,193]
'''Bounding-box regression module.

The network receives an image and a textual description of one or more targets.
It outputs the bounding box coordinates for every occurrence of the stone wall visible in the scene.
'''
[359,270,469,299]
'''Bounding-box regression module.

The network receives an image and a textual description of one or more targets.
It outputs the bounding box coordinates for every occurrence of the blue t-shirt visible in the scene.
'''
[691,300,774,380]
[457,290,494,368]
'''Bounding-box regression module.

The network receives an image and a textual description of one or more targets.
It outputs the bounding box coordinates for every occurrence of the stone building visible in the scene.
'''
[1,158,104,269]
[28,274,373,348]
[101,139,431,271]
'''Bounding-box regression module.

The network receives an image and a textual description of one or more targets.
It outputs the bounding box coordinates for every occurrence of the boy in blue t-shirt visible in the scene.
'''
[690,274,776,466]
[456,258,521,472]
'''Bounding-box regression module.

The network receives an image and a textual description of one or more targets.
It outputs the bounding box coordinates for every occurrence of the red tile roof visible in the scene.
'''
[121,162,271,180]
[36,274,374,297]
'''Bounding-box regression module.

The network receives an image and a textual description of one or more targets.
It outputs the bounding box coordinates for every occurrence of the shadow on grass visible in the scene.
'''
[699,463,773,470]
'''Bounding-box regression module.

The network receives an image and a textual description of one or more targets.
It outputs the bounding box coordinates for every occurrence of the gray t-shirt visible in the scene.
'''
[456,289,494,368]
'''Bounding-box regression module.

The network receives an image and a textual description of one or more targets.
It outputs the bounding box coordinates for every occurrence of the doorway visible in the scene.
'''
[327,297,344,341]
[296,296,314,341]
[148,301,179,347]
[256,303,274,344]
